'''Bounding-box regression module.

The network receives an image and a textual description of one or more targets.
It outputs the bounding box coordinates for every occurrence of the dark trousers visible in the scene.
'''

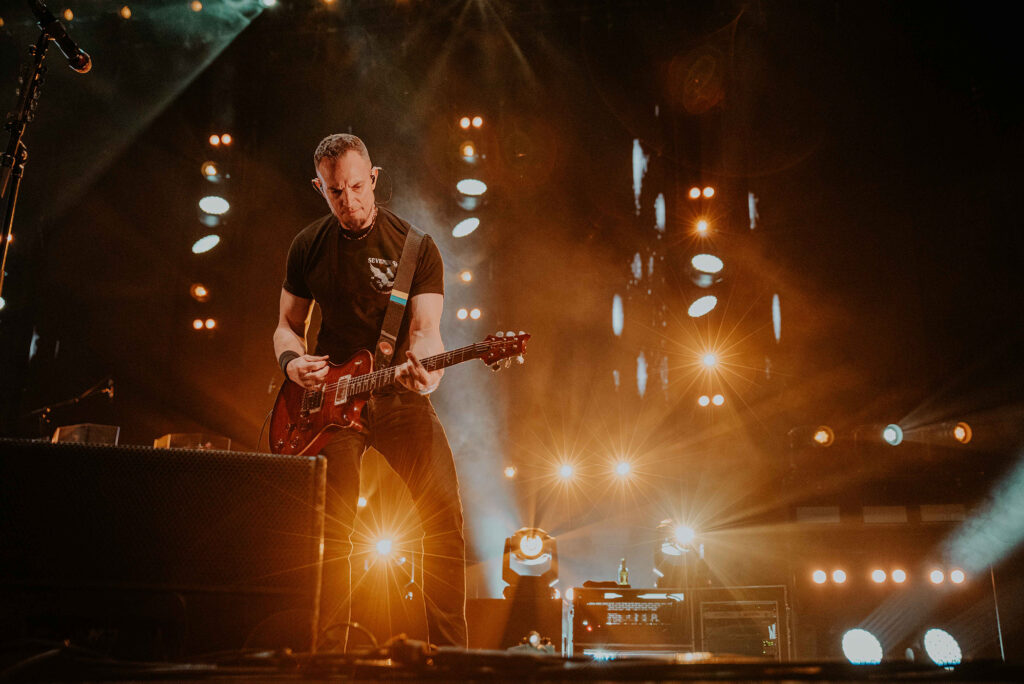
[318,391,467,648]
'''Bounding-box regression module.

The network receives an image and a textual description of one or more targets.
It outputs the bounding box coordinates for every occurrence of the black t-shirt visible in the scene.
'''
[283,206,444,363]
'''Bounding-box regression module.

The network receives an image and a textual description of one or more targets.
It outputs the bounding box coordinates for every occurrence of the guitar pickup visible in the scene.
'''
[333,375,351,405]
[302,388,324,414]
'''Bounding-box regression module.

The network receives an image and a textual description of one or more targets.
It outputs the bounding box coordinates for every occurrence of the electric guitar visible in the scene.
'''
[269,332,530,456]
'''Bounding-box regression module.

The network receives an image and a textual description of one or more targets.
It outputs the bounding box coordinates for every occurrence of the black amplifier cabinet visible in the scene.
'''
[568,587,692,656]
[695,585,790,661]
[0,439,326,659]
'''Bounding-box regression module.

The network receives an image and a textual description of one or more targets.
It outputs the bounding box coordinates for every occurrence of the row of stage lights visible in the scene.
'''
[451,115,487,322]
[684,186,720,319]
[4,2,281,26]
[791,421,973,448]
[811,567,967,586]
[187,132,235,331]
[842,627,962,667]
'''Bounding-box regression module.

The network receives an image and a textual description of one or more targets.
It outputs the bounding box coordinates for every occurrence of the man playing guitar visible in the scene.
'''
[273,134,467,649]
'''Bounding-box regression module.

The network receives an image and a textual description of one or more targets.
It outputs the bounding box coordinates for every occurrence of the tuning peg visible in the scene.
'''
[505,330,515,338]
[516,355,525,364]
[495,331,505,338]
[518,331,526,336]
[504,358,513,369]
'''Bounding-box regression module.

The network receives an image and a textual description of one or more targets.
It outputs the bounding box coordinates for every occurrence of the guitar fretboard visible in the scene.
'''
[343,342,496,396]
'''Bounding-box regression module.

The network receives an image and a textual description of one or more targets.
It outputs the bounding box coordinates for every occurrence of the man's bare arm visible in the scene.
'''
[274,288,329,388]
[394,292,445,393]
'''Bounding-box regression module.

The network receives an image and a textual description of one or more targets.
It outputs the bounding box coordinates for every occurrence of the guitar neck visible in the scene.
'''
[350,342,491,395]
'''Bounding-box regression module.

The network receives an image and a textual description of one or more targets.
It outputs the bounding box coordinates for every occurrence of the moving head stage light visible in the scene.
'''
[503,527,558,598]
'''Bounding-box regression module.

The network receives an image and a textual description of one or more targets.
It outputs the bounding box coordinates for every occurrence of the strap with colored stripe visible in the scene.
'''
[374,225,424,369]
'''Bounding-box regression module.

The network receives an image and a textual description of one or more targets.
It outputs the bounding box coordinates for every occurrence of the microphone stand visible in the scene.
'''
[0,31,50,301]
[24,376,114,436]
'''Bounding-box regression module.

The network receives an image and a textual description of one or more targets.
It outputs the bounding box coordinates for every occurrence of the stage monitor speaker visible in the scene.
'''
[0,438,326,659]
[694,585,790,661]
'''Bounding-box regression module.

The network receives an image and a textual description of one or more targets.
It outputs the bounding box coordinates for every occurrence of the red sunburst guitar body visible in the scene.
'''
[269,333,530,456]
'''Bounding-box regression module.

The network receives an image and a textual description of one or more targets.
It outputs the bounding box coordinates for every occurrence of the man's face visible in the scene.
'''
[314,151,376,231]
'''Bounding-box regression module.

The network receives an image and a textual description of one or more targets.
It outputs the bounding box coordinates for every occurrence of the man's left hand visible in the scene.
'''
[394,351,440,394]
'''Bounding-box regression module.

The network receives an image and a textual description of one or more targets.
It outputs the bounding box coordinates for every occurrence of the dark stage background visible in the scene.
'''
[1,0,1021,660]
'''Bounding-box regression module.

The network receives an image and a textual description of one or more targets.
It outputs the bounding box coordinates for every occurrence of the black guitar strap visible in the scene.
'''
[374,225,424,369]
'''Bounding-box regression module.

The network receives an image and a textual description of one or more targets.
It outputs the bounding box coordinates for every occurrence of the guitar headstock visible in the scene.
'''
[481,331,530,370]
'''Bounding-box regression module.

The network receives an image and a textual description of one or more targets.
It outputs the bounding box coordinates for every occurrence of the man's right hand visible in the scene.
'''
[286,354,330,388]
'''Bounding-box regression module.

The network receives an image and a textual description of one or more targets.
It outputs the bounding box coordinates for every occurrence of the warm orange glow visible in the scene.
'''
[698,395,711,407]
[357,496,367,508]
[459,117,471,129]
[953,421,972,444]
[459,270,472,283]
[209,134,220,146]
[190,1,203,12]
[469,307,482,320]
[503,465,517,479]
[456,308,468,320]
[461,142,475,157]
[701,352,718,368]
[201,162,218,177]
[696,219,709,234]
[471,115,483,128]
[190,283,209,302]
[688,187,701,199]
[220,133,233,145]
[119,6,131,19]
[711,393,725,406]
[813,426,835,447]
[62,9,74,21]
[192,319,204,330]
[892,568,907,583]
[204,318,216,329]
[702,186,715,198]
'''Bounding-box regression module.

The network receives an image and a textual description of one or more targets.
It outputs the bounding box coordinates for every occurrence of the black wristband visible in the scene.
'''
[278,350,300,375]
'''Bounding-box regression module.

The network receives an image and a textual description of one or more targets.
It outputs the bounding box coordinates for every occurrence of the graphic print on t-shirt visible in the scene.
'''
[368,257,398,293]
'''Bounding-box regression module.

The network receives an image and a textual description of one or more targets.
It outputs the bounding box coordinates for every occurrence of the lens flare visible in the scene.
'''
[558,463,574,480]
[614,461,631,477]
[673,525,695,545]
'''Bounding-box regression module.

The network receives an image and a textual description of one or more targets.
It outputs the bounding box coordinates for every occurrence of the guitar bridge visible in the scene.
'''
[333,375,351,405]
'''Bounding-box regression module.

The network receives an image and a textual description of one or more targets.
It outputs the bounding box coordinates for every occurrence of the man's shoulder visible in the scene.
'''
[377,206,434,239]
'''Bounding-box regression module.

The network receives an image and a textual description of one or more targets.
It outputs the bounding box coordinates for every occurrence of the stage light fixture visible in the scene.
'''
[703,186,715,198]
[612,294,624,336]
[772,294,782,342]
[952,421,972,444]
[687,295,718,318]
[696,219,709,234]
[459,116,471,129]
[841,629,883,665]
[503,527,558,598]
[456,308,468,320]
[472,116,483,128]
[923,628,962,666]
[221,133,233,145]
[460,142,476,160]
[813,426,835,447]
[871,569,886,583]
[698,395,711,407]
[691,253,724,275]
[457,179,487,196]
[701,352,718,369]
[192,319,203,330]
[452,217,480,238]
[459,270,472,282]
[357,496,367,508]
[812,570,827,584]
[892,568,907,583]
[62,9,73,21]
[204,318,216,329]
[930,569,945,584]
[950,569,965,584]
[201,161,220,180]
[190,2,203,13]
[558,463,574,480]
[199,195,230,216]
[119,6,131,19]
[832,569,847,584]
[191,234,221,254]
[209,134,220,146]
[654,520,704,587]
[688,187,701,199]
[614,461,631,477]
[375,538,393,556]
[189,283,210,302]
[882,424,904,446]
[503,465,517,479]
[469,308,482,320]
[711,394,725,406]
